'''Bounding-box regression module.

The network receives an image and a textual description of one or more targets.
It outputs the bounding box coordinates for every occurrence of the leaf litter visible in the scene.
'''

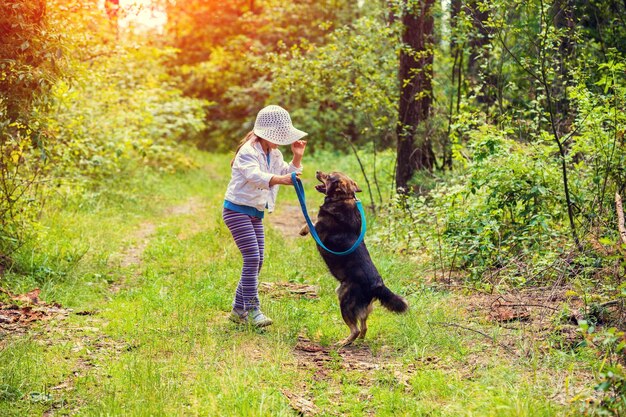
[0,287,70,335]
[459,285,587,348]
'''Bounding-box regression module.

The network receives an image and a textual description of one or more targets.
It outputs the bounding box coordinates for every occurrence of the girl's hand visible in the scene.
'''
[270,173,299,186]
[291,140,307,158]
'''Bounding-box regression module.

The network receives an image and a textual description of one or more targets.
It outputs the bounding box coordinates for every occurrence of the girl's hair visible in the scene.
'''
[231,131,257,166]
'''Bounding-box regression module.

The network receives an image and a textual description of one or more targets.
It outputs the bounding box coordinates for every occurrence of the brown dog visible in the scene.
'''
[301,171,408,346]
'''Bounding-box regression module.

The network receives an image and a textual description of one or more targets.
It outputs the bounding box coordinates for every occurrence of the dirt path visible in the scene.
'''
[267,204,309,237]
[114,196,204,271]
[118,221,157,268]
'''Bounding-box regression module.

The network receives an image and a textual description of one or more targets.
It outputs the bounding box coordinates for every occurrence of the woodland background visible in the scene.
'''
[1,0,626,415]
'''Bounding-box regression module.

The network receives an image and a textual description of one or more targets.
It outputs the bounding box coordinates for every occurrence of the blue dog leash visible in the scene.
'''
[291,172,366,256]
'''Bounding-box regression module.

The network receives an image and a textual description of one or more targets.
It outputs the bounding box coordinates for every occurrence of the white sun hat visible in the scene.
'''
[253,105,308,145]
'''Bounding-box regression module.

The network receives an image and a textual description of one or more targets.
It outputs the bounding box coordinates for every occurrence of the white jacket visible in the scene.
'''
[224,140,302,213]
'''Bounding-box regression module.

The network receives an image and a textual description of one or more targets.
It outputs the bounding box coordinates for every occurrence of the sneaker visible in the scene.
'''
[229,308,248,324]
[248,308,273,327]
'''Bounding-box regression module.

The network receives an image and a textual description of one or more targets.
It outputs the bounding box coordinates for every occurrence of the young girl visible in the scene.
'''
[223,105,308,327]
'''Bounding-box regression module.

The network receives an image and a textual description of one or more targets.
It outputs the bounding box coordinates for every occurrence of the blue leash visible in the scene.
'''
[291,172,366,256]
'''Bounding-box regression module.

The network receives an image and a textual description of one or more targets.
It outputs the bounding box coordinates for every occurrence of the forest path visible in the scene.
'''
[0,152,597,417]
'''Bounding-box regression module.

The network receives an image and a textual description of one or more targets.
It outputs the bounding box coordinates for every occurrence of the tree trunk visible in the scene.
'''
[552,0,576,135]
[396,0,435,192]
[384,0,397,25]
[466,0,495,106]
[444,0,462,170]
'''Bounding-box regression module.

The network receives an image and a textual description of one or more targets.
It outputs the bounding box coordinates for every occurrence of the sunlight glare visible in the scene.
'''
[117,0,167,33]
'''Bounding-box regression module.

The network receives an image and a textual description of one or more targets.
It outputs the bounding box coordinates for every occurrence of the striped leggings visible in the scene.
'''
[222,208,265,311]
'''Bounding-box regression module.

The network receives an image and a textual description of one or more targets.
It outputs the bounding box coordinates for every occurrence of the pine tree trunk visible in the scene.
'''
[396,0,435,192]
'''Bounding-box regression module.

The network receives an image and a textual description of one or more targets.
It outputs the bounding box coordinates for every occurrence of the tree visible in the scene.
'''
[396,0,435,191]
[164,0,250,65]
[444,0,463,170]
[0,0,60,121]
[0,0,61,255]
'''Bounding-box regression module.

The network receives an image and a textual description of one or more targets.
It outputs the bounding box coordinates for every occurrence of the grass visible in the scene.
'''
[0,150,600,416]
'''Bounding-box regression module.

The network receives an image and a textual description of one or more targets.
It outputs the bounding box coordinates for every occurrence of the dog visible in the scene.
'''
[300,171,408,346]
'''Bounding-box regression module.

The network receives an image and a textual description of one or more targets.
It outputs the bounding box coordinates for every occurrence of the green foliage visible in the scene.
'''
[375,125,569,283]
[570,52,626,205]
[46,46,207,186]
[0,0,63,120]
[575,0,626,56]
[0,0,62,255]
[446,128,564,272]
[165,0,358,65]
[164,0,362,150]
[0,1,207,256]
[0,115,48,255]
[266,15,399,151]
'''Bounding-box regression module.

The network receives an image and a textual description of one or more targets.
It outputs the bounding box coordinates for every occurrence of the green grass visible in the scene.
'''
[0,150,598,416]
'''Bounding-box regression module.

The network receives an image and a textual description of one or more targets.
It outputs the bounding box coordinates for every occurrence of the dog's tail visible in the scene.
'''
[374,285,408,313]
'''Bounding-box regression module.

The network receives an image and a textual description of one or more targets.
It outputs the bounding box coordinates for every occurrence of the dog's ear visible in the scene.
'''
[335,179,354,196]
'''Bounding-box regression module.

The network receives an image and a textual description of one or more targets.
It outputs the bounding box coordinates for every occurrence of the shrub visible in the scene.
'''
[0,0,62,256]
[46,46,208,187]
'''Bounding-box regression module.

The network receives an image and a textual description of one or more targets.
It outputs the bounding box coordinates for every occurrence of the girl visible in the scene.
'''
[223,105,308,327]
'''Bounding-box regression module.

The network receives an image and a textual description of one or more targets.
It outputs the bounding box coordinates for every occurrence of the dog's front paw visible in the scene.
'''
[299,224,310,236]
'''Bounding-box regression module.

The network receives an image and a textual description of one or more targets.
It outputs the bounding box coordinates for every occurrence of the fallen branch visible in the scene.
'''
[428,321,515,354]
[597,300,622,309]
[493,303,559,311]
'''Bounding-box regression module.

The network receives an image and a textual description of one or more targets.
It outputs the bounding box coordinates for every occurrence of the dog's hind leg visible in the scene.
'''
[338,301,360,347]
[358,303,374,339]
[339,322,360,347]
[358,317,367,340]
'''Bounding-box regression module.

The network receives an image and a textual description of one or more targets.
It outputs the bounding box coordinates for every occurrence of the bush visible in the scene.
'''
[0,2,208,257]
[266,15,399,151]
[46,46,208,188]
[374,124,573,284]
[0,0,62,256]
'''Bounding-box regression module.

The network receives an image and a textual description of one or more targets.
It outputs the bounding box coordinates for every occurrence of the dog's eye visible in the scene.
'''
[333,180,353,195]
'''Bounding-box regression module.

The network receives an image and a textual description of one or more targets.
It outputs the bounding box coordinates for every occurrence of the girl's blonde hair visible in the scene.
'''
[231,131,257,166]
